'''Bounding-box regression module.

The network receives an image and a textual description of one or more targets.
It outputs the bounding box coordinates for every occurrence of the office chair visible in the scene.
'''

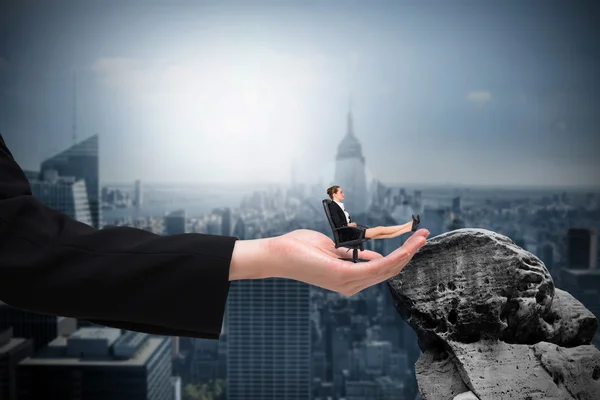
[322,199,371,263]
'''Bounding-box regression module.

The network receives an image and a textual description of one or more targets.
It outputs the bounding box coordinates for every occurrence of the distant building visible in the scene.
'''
[0,303,75,352]
[222,207,233,236]
[22,170,40,183]
[560,268,600,322]
[164,209,186,235]
[414,190,422,207]
[334,106,368,216]
[539,243,555,270]
[232,217,246,239]
[0,328,34,400]
[17,328,173,400]
[170,376,182,400]
[134,179,143,207]
[422,207,446,238]
[227,278,311,399]
[567,228,597,270]
[30,171,92,226]
[40,134,100,228]
[452,196,461,214]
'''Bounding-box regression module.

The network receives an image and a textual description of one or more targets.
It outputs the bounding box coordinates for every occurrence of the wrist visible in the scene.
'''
[228,238,274,281]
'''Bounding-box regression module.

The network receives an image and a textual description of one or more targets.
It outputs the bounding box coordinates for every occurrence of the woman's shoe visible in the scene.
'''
[411,214,420,231]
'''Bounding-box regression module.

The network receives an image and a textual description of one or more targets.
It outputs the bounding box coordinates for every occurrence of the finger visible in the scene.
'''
[335,229,429,262]
[339,230,431,295]
[339,250,414,296]
[411,228,430,239]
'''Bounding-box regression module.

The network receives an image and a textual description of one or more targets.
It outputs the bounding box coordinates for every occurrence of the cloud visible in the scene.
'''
[466,90,492,105]
[90,50,346,97]
[88,51,349,179]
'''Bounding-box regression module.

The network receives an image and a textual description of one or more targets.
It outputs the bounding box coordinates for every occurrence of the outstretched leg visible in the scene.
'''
[365,221,412,239]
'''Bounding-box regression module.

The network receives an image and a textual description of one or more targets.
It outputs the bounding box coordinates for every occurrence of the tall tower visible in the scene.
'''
[72,70,78,145]
[134,179,143,207]
[226,279,311,399]
[40,135,100,229]
[333,102,368,216]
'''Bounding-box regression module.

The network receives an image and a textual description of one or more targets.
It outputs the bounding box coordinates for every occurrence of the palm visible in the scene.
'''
[281,229,375,260]
[269,228,429,296]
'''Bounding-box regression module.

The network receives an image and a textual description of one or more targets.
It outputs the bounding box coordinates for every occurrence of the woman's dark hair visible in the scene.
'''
[326,185,340,200]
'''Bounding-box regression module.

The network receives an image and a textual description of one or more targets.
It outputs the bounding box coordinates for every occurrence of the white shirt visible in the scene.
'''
[334,200,351,224]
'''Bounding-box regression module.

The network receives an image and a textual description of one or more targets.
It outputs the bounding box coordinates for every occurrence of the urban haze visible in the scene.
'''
[0,1,599,400]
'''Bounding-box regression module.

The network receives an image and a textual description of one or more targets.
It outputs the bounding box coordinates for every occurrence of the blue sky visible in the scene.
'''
[0,0,598,187]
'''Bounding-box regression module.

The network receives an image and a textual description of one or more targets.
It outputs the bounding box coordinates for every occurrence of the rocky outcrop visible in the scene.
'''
[387,228,600,400]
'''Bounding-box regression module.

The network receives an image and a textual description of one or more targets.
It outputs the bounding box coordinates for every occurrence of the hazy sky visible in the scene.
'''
[0,0,599,187]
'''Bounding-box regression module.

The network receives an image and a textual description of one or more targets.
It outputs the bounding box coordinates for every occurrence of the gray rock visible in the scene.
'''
[533,342,600,400]
[538,288,598,346]
[452,392,479,400]
[446,339,571,399]
[387,228,596,349]
[415,349,470,400]
[385,228,600,400]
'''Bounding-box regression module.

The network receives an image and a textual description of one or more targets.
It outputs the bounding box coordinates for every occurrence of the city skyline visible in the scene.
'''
[34,132,600,190]
[1,0,599,187]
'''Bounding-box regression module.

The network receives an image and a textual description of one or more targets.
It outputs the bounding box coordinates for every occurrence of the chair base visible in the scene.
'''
[338,246,370,263]
[338,257,369,263]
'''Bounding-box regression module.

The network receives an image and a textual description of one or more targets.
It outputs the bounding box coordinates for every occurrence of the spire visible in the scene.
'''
[347,93,354,136]
[336,94,364,161]
[72,69,78,145]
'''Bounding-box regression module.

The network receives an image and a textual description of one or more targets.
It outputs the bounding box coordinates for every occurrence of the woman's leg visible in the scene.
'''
[364,221,412,239]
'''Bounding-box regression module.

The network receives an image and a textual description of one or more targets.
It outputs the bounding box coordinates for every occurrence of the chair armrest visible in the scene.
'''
[333,226,360,231]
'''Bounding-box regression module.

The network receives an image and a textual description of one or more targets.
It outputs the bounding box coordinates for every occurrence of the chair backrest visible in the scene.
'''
[322,199,341,244]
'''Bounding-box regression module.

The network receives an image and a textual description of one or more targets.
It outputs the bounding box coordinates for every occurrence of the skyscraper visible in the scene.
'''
[222,207,233,236]
[567,228,598,270]
[30,173,92,226]
[40,135,100,228]
[452,196,461,215]
[334,106,368,216]
[0,328,34,400]
[0,303,74,352]
[561,228,600,323]
[134,179,143,207]
[164,210,187,235]
[226,278,312,399]
[17,328,173,400]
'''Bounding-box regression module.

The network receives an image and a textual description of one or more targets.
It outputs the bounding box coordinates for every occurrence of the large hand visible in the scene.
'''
[264,228,429,296]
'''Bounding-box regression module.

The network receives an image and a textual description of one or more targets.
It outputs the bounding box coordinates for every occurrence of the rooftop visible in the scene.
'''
[20,331,165,367]
[20,337,163,367]
[0,337,29,355]
[562,268,600,276]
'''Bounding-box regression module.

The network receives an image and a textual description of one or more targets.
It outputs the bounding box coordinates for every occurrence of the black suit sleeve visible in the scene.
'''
[0,134,237,339]
[328,202,347,228]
